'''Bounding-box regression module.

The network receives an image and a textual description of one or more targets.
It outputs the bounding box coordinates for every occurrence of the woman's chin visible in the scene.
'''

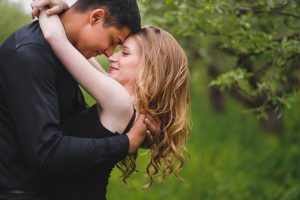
[108,73,117,80]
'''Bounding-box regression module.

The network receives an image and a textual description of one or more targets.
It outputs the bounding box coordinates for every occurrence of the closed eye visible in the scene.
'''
[122,51,130,56]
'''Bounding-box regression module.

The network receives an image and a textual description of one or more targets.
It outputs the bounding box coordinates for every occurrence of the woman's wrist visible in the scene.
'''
[42,28,65,46]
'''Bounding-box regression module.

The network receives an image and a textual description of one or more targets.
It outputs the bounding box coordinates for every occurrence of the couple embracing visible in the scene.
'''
[0,0,190,199]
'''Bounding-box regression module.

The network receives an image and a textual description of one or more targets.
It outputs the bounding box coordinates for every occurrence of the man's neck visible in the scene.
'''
[60,8,87,46]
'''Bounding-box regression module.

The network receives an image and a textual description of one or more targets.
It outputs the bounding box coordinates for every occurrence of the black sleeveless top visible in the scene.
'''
[53,104,136,200]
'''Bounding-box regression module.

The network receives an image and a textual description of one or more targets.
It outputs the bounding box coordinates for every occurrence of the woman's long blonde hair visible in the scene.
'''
[116,25,190,186]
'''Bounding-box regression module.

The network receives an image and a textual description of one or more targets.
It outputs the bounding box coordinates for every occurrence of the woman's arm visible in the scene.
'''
[38,11,133,130]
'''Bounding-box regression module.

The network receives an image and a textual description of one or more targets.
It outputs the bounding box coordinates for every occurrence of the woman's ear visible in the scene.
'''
[89,9,105,25]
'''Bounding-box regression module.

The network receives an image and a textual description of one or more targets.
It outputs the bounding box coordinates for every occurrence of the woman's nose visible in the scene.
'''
[109,51,120,62]
[108,53,117,63]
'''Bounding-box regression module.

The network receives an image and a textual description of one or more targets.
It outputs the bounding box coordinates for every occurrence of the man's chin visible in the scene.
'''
[79,50,98,59]
[83,53,92,59]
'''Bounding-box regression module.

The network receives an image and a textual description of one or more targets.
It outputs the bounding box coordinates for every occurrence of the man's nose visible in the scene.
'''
[104,47,114,57]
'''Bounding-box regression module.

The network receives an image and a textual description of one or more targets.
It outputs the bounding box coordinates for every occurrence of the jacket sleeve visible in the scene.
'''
[0,44,129,172]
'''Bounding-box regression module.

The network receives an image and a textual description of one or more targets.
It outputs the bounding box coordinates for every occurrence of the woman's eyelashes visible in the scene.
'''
[122,51,130,56]
[121,46,130,56]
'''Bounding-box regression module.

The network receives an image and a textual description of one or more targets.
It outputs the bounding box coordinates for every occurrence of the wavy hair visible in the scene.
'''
[116,25,191,186]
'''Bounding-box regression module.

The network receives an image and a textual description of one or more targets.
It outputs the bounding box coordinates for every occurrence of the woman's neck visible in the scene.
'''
[123,83,135,96]
[123,84,138,108]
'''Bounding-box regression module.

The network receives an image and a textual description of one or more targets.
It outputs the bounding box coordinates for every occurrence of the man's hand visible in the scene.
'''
[31,0,69,19]
[126,114,147,153]
[143,114,161,148]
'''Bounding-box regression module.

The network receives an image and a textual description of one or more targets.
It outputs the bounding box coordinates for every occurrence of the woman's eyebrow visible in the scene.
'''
[122,45,129,50]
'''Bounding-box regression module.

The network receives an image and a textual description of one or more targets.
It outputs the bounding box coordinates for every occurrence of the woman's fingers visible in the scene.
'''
[31,0,69,18]
[35,0,51,10]
[31,7,40,19]
[46,5,61,15]
[31,0,38,18]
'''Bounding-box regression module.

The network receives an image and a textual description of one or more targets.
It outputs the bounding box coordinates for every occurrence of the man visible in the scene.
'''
[0,0,159,199]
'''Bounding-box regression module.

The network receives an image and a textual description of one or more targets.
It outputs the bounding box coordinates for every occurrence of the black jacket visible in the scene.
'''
[0,21,129,191]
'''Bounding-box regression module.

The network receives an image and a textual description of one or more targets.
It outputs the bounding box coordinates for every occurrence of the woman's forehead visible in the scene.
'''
[123,36,139,49]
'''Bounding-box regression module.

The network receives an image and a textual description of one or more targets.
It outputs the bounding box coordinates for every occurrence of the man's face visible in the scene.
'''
[75,20,130,59]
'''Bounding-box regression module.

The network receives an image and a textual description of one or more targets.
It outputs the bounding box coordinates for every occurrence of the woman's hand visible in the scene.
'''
[31,0,69,19]
[127,114,147,153]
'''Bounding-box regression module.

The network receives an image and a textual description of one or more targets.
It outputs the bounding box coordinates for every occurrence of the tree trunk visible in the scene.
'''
[260,108,284,134]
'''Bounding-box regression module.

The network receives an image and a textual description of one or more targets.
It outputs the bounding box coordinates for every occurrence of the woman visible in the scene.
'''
[34,2,190,200]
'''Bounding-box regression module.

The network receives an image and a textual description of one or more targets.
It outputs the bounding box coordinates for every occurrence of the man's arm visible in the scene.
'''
[1,44,144,172]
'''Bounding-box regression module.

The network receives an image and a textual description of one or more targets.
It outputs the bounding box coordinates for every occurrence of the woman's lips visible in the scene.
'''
[109,66,119,72]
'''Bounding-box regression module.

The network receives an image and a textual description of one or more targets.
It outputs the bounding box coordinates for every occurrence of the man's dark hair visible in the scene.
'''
[73,0,141,34]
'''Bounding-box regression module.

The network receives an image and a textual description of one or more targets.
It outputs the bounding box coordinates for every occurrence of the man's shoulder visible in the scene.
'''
[15,20,49,48]
[0,21,58,71]
[1,21,50,52]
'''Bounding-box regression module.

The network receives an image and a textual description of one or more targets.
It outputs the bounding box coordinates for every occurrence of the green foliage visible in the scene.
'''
[209,68,253,91]
[1,1,299,199]
[104,69,300,200]
[139,0,300,121]
[0,0,31,43]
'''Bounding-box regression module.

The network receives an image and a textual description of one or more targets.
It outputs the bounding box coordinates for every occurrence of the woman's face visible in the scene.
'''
[108,36,141,87]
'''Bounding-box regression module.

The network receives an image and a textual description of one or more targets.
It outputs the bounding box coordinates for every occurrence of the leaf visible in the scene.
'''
[165,0,174,5]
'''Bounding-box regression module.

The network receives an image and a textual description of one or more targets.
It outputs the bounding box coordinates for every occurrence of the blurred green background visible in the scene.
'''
[1,0,299,199]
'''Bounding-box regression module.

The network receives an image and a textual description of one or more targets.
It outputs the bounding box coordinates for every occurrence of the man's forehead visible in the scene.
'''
[116,27,131,43]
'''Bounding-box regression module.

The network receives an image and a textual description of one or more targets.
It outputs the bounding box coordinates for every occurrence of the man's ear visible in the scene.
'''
[89,9,105,25]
